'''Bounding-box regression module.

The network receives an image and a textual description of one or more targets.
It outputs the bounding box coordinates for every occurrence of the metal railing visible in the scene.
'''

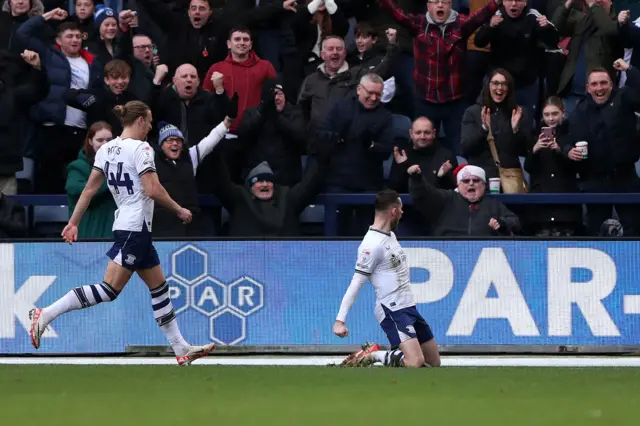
[11,193,640,236]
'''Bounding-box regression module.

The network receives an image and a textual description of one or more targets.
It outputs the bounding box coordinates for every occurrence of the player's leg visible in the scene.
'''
[367,339,424,368]
[29,260,131,349]
[421,339,441,367]
[353,307,429,368]
[136,253,215,366]
[414,311,440,367]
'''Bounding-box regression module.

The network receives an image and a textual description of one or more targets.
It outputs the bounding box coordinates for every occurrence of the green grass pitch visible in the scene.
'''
[2,366,640,426]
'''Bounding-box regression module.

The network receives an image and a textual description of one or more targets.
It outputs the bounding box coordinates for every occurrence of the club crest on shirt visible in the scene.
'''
[356,250,372,269]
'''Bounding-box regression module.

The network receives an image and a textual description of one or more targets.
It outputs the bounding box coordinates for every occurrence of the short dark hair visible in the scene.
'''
[355,23,377,39]
[57,22,81,35]
[588,67,612,82]
[228,27,252,41]
[375,189,400,212]
[190,0,213,9]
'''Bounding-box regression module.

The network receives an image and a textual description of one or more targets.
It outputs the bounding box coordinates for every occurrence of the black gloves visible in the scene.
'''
[259,89,276,117]
[226,92,239,120]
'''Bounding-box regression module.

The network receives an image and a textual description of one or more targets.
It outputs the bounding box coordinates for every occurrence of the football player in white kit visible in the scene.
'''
[332,189,441,368]
[29,101,215,366]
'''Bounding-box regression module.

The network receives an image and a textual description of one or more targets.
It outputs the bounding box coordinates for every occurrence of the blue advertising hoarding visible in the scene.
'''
[1,240,639,354]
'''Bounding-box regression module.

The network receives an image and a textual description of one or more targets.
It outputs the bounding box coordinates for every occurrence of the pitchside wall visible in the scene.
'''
[1,240,639,354]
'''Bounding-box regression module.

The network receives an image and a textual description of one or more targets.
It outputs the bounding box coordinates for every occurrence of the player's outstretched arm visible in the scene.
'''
[333,272,368,338]
[62,169,105,243]
[140,172,192,223]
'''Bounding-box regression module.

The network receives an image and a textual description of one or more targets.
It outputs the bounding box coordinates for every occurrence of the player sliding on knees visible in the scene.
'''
[29,100,215,366]
[332,189,441,368]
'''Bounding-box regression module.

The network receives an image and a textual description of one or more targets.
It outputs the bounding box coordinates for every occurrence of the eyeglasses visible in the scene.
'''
[460,178,483,184]
[133,44,154,51]
[359,85,382,98]
[427,0,452,4]
[490,81,508,87]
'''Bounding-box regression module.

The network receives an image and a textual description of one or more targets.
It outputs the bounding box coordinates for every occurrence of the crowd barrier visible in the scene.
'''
[1,240,639,354]
[11,193,640,237]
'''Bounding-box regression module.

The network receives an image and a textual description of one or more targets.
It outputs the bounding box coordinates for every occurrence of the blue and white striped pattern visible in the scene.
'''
[151,282,176,327]
[73,282,118,308]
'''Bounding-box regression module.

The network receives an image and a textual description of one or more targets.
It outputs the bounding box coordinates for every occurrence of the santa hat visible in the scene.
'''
[455,165,486,185]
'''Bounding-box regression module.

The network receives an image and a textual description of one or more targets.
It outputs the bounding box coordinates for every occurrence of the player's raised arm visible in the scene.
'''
[62,169,105,243]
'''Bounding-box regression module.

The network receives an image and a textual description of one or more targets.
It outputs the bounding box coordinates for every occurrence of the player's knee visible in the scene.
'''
[405,354,425,368]
[101,281,119,301]
[427,357,441,368]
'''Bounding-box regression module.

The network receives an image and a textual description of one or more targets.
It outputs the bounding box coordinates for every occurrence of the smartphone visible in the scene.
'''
[541,127,554,139]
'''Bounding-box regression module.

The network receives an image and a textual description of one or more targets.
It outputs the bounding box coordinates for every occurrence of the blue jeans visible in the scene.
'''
[414,98,468,155]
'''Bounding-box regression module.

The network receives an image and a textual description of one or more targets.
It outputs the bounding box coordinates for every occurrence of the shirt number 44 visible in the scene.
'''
[104,161,134,195]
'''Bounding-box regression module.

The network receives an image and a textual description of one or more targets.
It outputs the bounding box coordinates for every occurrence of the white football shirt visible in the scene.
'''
[355,227,415,323]
[93,137,156,232]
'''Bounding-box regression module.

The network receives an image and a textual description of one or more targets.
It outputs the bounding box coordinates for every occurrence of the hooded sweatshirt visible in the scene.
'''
[203,51,276,132]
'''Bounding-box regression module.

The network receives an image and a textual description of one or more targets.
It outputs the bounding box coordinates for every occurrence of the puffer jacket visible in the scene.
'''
[16,16,102,125]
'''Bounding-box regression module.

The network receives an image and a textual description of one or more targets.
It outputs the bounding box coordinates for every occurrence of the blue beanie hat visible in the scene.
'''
[94,5,118,29]
[158,122,184,145]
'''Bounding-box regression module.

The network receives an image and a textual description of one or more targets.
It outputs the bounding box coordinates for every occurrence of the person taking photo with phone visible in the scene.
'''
[523,96,581,236]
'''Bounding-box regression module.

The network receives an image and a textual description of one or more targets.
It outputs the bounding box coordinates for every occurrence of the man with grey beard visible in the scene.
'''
[408,163,520,236]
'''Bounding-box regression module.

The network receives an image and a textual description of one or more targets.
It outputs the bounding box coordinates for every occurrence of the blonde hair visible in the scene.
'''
[113,101,150,127]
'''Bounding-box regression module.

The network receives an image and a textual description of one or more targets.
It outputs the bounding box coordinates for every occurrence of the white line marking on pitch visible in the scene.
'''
[1,356,640,367]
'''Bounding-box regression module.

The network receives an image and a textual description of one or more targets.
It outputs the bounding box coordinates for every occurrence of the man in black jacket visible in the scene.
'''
[388,116,457,235]
[298,33,396,133]
[209,151,329,237]
[563,59,640,235]
[409,163,520,236]
[153,63,231,192]
[317,72,393,235]
[152,63,228,147]
[237,78,306,186]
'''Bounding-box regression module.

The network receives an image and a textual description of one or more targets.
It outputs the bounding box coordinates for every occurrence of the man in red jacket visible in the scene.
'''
[378,0,502,155]
[203,27,276,133]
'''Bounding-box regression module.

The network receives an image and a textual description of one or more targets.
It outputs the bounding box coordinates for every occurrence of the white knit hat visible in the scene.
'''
[456,165,486,184]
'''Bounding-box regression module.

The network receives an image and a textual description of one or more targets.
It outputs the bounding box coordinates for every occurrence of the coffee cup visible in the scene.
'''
[575,141,588,159]
[489,178,501,194]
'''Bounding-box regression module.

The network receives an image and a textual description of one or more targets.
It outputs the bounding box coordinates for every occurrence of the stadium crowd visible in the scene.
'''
[1,0,640,238]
